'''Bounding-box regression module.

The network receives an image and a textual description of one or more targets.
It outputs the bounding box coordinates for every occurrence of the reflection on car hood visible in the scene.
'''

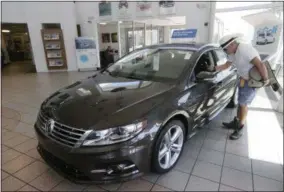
[41,73,174,130]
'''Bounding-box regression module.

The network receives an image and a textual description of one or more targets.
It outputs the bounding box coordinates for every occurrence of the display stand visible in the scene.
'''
[41,29,67,70]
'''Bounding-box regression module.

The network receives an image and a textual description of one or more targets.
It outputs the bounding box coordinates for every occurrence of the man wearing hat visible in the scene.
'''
[216,34,269,140]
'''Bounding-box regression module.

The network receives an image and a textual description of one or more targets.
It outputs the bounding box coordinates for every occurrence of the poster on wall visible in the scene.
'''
[117,1,131,19]
[253,23,283,55]
[159,0,176,15]
[75,37,99,70]
[136,1,152,17]
[99,1,112,18]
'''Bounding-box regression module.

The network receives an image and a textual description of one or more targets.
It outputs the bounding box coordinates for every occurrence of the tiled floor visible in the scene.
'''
[1,72,283,191]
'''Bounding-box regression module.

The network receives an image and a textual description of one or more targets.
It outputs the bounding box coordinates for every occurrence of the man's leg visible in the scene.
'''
[237,104,248,127]
[229,83,256,140]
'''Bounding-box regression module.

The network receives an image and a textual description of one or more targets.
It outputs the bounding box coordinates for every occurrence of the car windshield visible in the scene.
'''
[104,48,193,82]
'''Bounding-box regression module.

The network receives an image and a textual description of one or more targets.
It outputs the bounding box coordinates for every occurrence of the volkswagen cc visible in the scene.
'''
[35,43,239,183]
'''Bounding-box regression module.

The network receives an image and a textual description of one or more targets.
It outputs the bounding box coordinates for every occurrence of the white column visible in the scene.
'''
[117,21,121,58]
[164,26,170,43]
[208,2,217,43]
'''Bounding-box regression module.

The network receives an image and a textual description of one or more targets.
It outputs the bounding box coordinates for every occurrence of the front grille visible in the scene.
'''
[38,146,90,181]
[37,112,88,148]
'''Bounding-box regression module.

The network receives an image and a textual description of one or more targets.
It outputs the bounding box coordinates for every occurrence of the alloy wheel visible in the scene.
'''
[158,125,184,169]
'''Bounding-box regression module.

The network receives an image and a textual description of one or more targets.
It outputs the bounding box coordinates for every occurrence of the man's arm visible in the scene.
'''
[250,57,268,81]
[215,61,232,72]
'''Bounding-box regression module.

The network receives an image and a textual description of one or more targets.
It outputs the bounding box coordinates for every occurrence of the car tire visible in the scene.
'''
[152,120,185,174]
[227,86,238,108]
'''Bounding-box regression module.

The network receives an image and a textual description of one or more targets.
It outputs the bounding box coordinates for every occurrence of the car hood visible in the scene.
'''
[41,73,175,130]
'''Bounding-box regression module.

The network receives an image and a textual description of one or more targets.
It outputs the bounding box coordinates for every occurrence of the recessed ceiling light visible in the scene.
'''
[100,22,107,25]
[2,29,10,33]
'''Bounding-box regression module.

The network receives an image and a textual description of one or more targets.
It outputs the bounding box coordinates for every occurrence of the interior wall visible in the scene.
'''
[98,23,119,51]
[75,2,212,43]
[2,2,78,72]
[2,2,213,72]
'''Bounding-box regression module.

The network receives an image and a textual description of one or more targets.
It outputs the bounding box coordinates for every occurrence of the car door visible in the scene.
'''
[206,48,237,117]
[184,50,221,126]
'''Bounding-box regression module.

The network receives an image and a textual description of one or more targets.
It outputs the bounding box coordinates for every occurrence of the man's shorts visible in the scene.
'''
[238,79,256,106]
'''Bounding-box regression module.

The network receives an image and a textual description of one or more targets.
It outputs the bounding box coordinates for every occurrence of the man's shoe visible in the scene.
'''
[229,128,243,140]
[229,119,244,140]
[222,117,238,129]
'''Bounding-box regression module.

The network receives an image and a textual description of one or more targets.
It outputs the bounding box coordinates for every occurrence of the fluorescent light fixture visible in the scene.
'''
[100,22,107,25]
[2,30,10,33]
[118,21,122,24]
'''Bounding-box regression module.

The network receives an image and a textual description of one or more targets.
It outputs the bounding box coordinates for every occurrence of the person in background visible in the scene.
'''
[216,34,269,140]
[104,46,114,66]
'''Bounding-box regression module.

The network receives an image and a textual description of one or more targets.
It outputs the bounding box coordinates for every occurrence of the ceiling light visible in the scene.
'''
[119,21,122,24]
[100,22,107,25]
[2,30,10,33]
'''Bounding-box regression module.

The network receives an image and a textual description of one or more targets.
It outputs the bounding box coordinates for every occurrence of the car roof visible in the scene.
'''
[146,43,220,51]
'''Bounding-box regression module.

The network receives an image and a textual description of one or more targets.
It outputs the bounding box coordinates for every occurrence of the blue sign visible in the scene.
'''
[172,29,197,39]
[80,55,89,63]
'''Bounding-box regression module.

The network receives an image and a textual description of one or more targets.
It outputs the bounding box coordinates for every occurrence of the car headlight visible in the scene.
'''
[82,120,147,146]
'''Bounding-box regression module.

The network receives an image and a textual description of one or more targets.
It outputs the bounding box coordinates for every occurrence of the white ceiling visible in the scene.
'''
[242,10,283,26]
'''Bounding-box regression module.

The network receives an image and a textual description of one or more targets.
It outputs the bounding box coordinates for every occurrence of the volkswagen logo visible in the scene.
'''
[45,119,55,134]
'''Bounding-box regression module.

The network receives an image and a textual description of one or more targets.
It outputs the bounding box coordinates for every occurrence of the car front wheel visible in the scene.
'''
[152,120,185,173]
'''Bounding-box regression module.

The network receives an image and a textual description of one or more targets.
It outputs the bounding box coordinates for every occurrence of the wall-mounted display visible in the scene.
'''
[111,33,118,43]
[47,50,62,58]
[43,33,60,40]
[45,42,61,49]
[118,1,131,19]
[136,1,152,17]
[102,33,110,43]
[99,1,112,17]
[159,0,176,15]
[41,29,67,70]
[48,59,64,67]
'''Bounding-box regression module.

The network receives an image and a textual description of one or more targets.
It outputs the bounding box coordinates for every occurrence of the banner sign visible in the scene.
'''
[117,1,131,19]
[171,29,197,38]
[159,0,176,15]
[136,1,152,17]
[99,1,112,20]
[75,37,99,70]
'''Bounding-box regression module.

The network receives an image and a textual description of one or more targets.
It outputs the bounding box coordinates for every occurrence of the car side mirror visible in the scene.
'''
[196,71,219,83]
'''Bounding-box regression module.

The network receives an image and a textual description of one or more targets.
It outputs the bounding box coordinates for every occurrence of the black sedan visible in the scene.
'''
[35,43,238,184]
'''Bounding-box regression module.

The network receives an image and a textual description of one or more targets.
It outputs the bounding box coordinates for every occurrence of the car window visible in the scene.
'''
[214,49,228,66]
[106,48,193,82]
[259,33,265,37]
